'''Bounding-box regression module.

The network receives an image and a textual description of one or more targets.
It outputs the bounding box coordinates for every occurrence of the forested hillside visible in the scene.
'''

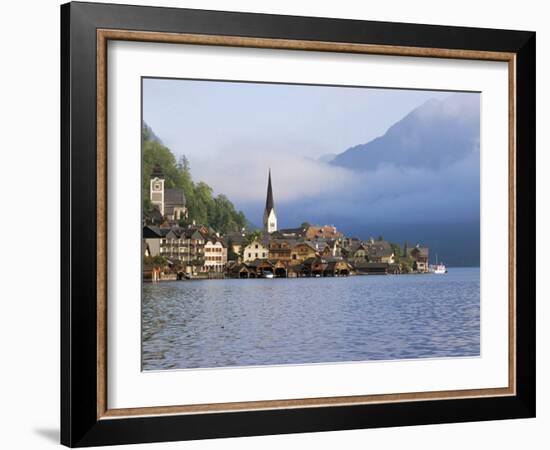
[142,122,248,234]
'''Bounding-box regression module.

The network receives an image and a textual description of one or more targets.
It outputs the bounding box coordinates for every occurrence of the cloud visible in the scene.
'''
[189,141,361,204]
[185,93,480,230]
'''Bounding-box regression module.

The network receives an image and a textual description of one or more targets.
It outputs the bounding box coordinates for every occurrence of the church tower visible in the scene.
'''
[263,169,278,233]
[150,163,165,216]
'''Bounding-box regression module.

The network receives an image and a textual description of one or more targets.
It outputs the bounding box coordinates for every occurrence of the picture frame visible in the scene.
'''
[60,1,536,447]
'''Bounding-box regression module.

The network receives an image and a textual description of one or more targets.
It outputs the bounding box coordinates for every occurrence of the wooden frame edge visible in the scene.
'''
[97,29,108,419]
[95,28,517,420]
[98,28,515,61]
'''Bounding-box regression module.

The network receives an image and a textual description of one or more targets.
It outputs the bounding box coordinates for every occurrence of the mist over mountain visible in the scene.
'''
[331,94,480,172]
[262,94,481,267]
[147,82,481,266]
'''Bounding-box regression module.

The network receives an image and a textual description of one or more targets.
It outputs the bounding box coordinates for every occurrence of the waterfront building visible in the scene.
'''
[150,163,188,222]
[154,226,205,266]
[143,225,166,257]
[366,240,395,264]
[290,242,318,264]
[315,240,341,257]
[243,238,269,262]
[228,262,256,278]
[341,242,369,259]
[263,169,278,233]
[268,239,293,261]
[203,237,227,272]
[353,261,390,275]
[409,245,429,273]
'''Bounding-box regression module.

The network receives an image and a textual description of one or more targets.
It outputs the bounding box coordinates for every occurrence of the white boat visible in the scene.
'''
[430,264,447,274]
[429,254,447,274]
[263,272,274,279]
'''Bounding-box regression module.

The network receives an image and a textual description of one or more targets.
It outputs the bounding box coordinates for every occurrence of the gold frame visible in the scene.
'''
[96,29,516,420]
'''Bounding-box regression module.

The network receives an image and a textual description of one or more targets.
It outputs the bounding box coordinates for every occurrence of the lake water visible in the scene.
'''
[142,267,480,370]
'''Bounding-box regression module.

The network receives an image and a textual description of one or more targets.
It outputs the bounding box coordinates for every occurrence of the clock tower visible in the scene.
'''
[150,163,165,216]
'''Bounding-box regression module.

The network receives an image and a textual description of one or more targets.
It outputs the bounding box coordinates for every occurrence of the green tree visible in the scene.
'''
[142,122,249,233]
[390,242,401,262]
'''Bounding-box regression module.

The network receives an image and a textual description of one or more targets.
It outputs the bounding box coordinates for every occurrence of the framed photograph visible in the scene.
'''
[61,1,536,447]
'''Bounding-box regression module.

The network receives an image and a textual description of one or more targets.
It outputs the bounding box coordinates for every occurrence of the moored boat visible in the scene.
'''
[430,264,447,274]
[429,254,447,274]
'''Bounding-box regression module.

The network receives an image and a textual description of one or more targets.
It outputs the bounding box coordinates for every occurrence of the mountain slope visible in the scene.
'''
[331,94,480,171]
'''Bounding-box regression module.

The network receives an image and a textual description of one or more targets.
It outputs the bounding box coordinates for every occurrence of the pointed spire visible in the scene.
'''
[265,168,274,213]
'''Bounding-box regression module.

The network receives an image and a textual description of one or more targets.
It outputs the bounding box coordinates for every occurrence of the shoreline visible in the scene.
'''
[144,267,479,283]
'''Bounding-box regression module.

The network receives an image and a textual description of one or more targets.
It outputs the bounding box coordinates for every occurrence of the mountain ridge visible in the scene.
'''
[331,94,480,172]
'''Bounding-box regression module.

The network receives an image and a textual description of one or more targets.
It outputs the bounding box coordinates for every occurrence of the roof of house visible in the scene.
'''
[223,232,247,245]
[143,225,162,238]
[291,241,317,251]
[244,237,269,248]
[164,188,186,206]
[269,238,299,248]
[245,259,270,268]
[369,247,394,258]
[271,227,306,239]
[409,245,429,258]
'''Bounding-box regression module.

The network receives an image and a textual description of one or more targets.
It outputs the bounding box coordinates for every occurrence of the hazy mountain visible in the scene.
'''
[307,93,481,266]
[317,153,337,163]
[331,94,480,172]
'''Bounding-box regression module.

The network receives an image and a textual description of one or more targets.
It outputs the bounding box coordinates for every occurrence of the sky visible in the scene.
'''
[143,78,451,160]
[143,78,480,265]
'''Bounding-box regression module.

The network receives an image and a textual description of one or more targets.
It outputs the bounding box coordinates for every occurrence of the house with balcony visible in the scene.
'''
[409,245,429,273]
[203,237,227,272]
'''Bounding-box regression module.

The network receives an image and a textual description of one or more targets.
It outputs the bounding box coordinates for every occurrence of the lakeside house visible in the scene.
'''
[204,237,227,272]
[408,245,430,273]
[142,167,431,279]
[243,237,269,262]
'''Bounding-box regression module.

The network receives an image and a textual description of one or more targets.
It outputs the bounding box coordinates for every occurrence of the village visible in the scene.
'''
[143,166,430,281]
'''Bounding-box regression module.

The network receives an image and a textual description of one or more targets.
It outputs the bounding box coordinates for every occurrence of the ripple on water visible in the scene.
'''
[142,268,480,370]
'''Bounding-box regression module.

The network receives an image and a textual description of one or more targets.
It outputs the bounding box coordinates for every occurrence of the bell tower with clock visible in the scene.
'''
[150,163,165,216]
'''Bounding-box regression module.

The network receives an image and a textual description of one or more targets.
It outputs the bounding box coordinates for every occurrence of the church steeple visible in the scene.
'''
[263,169,278,233]
[265,169,274,212]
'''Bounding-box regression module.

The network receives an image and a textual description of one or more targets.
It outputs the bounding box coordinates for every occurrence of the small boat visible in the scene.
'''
[262,272,274,279]
[431,264,447,274]
[429,254,447,274]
